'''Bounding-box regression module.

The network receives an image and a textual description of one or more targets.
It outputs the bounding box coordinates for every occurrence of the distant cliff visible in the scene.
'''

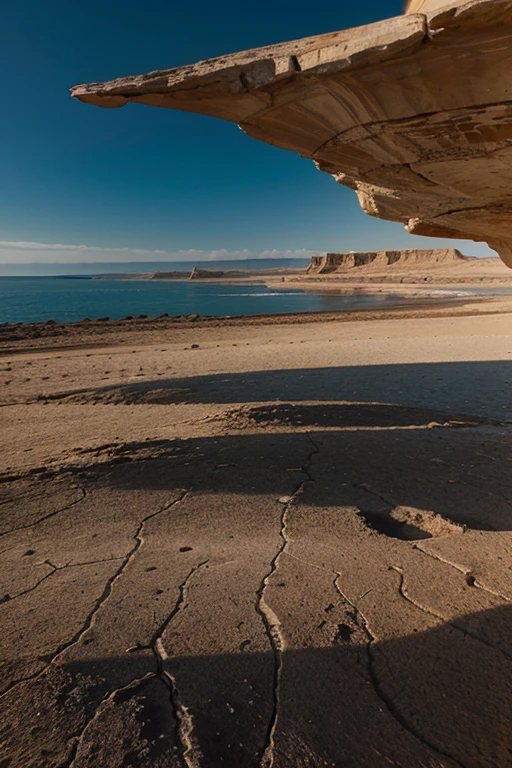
[306,249,468,274]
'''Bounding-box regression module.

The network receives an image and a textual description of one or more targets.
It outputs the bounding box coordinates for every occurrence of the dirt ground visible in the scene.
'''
[1,300,512,767]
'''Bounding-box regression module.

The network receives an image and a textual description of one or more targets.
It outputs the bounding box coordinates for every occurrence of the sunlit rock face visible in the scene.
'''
[306,248,466,274]
[405,0,458,12]
[72,0,512,268]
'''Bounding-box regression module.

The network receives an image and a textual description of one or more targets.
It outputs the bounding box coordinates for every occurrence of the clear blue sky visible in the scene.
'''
[1,0,494,264]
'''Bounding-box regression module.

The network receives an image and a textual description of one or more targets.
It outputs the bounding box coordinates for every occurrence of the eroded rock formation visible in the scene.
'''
[72,0,512,268]
[307,248,467,273]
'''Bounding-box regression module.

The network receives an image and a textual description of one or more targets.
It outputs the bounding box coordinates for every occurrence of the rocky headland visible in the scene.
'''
[297,248,512,287]
[72,0,512,267]
[92,249,512,290]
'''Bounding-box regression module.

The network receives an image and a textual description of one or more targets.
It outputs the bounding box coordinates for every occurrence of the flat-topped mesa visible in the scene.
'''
[307,248,467,274]
[71,0,512,269]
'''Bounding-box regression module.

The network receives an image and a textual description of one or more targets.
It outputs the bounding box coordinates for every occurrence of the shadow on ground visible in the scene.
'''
[71,401,512,532]
[3,390,512,766]
[37,360,512,422]
[2,605,512,767]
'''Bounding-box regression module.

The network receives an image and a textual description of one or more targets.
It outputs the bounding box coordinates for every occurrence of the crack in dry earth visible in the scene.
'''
[332,575,467,768]
[390,565,512,663]
[0,490,191,698]
[151,559,209,768]
[0,486,87,538]
[256,434,320,768]
[4,556,126,603]
[66,672,157,767]
[414,545,512,604]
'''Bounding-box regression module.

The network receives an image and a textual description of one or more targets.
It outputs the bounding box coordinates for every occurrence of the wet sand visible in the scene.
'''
[2,298,512,767]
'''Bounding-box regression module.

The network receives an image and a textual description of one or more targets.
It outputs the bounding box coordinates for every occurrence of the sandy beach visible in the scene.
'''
[2,297,512,767]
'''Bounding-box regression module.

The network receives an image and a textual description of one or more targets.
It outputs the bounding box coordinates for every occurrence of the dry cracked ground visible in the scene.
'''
[1,313,512,767]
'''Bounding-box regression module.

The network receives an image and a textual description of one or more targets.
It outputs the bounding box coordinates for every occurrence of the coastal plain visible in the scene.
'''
[2,297,512,767]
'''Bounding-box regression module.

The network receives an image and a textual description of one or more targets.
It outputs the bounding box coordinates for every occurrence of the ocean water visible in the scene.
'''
[0,276,421,324]
[2,269,511,325]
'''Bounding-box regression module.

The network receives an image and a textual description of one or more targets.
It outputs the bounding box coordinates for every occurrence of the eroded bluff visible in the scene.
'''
[72,0,512,267]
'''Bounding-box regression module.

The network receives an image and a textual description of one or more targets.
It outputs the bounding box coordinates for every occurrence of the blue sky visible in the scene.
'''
[1,0,494,265]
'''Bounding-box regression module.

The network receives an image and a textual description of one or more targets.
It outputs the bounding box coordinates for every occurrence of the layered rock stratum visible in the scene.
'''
[72,0,512,268]
[307,248,467,274]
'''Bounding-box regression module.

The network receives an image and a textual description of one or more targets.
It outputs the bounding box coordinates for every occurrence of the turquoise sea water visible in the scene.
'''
[0,276,422,324]
[2,272,511,324]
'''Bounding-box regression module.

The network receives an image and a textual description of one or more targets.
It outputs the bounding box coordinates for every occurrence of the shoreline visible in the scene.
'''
[3,256,512,330]
[3,295,512,354]
[142,276,512,290]
[90,272,512,288]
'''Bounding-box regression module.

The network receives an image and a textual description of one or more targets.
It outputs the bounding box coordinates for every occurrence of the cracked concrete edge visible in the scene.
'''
[67,0,512,267]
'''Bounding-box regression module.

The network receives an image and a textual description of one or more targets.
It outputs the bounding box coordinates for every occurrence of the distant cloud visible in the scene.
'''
[0,241,318,264]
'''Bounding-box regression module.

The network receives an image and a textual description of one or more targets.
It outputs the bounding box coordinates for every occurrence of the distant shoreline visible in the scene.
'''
[87,251,512,289]
[2,250,511,327]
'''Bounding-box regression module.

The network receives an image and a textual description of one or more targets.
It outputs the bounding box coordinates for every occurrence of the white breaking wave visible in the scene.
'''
[219,292,305,297]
